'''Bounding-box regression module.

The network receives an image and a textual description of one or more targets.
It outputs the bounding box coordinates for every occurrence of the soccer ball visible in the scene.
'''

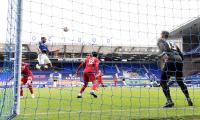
[63,27,69,32]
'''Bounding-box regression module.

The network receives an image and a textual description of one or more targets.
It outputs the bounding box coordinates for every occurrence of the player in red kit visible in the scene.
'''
[113,73,119,87]
[76,52,100,98]
[96,70,105,87]
[21,63,35,98]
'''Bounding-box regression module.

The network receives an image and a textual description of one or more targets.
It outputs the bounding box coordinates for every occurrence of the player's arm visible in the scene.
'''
[27,75,33,85]
[37,42,43,53]
[176,46,184,60]
[94,59,99,74]
[76,61,85,76]
[157,40,169,61]
[49,49,59,53]
[157,40,168,56]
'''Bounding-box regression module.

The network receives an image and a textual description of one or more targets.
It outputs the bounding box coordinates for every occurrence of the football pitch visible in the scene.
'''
[14,87,200,120]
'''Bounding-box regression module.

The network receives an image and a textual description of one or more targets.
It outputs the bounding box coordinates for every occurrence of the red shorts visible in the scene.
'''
[21,76,33,84]
[83,72,95,83]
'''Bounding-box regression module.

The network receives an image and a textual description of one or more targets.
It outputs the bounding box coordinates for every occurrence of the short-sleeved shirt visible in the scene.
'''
[21,63,33,77]
[51,72,62,81]
[39,41,49,53]
[83,56,100,73]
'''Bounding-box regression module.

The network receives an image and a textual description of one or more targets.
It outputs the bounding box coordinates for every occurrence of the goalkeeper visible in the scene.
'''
[157,31,193,108]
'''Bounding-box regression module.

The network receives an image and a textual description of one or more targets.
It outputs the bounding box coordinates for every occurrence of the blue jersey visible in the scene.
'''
[39,41,49,53]
[52,72,61,81]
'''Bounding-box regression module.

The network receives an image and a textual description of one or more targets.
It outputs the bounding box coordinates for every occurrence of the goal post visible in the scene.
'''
[13,0,23,116]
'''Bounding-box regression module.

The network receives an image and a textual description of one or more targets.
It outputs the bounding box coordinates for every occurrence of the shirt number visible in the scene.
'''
[89,59,94,64]
[167,41,176,51]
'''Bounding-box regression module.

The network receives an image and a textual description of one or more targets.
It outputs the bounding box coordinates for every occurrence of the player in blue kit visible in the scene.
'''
[50,69,62,87]
[36,37,58,70]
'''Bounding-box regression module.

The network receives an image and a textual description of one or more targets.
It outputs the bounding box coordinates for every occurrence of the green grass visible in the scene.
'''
[0,88,14,120]
[13,87,200,120]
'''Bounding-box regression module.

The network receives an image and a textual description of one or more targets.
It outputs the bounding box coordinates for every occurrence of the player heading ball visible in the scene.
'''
[36,37,59,70]
[36,37,52,70]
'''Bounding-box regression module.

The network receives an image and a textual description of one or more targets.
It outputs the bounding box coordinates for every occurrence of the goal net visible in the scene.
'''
[0,0,17,119]
[1,0,200,119]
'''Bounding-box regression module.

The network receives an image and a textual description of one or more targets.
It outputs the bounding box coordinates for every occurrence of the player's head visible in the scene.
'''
[85,53,91,59]
[161,31,169,39]
[92,52,98,57]
[41,37,47,43]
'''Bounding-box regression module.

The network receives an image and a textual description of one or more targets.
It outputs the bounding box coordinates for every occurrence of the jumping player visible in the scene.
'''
[21,63,35,98]
[157,31,193,107]
[36,37,58,70]
[76,52,100,98]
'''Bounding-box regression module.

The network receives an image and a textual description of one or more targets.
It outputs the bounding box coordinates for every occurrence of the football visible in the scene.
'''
[63,27,69,32]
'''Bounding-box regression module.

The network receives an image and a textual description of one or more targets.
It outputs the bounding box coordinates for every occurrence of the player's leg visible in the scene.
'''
[36,54,42,69]
[77,72,89,98]
[91,76,98,91]
[90,73,98,98]
[27,76,35,98]
[114,80,117,87]
[37,53,47,70]
[167,80,176,87]
[77,82,88,98]
[20,78,26,98]
[123,81,127,86]
[44,54,53,68]
[53,80,57,87]
[160,63,174,107]
[98,78,105,87]
[175,62,193,106]
[176,78,193,106]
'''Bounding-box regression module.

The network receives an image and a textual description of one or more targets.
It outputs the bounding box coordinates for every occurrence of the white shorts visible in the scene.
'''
[37,53,51,65]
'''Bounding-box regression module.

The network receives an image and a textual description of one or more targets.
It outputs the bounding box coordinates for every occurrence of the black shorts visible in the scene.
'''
[161,62,183,80]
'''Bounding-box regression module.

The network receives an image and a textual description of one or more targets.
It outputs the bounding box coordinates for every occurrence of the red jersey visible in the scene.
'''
[83,56,99,73]
[77,56,100,74]
[21,63,33,77]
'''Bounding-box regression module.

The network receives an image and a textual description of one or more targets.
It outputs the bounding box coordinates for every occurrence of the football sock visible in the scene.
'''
[28,85,33,94]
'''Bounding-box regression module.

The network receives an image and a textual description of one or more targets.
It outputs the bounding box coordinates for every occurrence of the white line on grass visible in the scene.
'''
[20,107,200,116]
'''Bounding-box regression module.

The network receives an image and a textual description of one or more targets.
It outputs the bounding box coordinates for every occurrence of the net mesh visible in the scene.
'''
[1,0,200,119]
[0,0,16,119]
